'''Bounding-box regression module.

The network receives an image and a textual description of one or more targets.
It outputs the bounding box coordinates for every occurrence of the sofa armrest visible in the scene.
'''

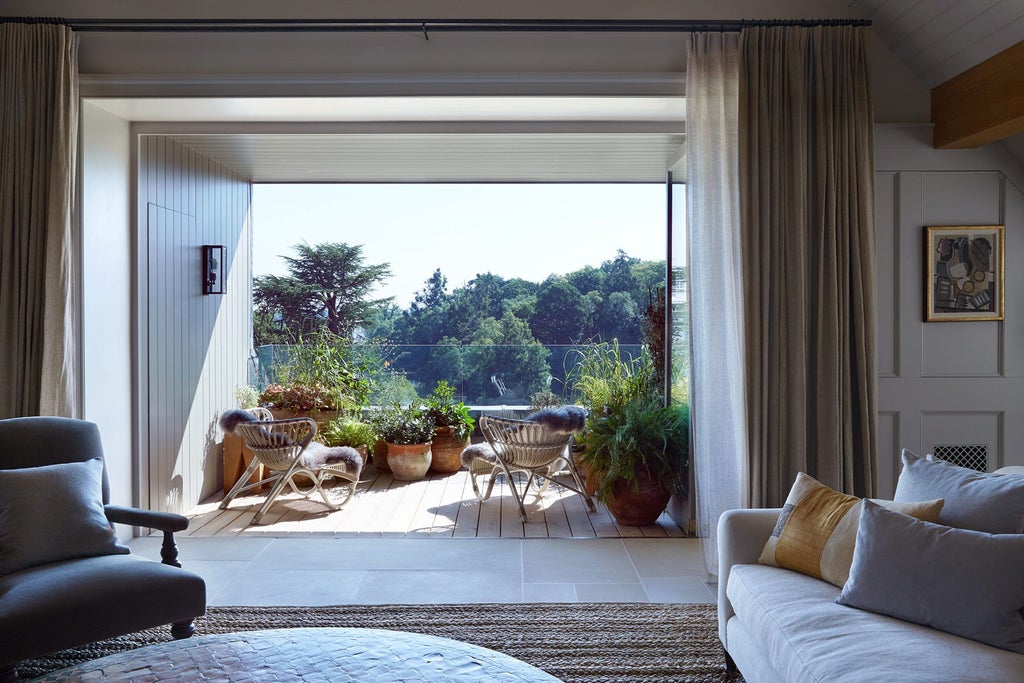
[717,508,782,647]
[105,505,189,533]
[105,505,190,568]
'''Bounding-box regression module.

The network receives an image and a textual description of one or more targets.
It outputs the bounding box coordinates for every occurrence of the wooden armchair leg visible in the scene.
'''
[160,530,181,568]
[171,619,196,639]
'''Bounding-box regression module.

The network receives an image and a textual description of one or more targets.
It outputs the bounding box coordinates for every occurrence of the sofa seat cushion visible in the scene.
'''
[0,554,206,665]
[727,564,1024,683]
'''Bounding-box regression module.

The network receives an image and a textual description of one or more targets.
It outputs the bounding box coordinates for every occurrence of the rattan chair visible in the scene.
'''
[471,414,596,522]
[219,415,359,524]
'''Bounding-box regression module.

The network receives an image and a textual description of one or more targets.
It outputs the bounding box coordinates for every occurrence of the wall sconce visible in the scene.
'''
[202,245,225,295]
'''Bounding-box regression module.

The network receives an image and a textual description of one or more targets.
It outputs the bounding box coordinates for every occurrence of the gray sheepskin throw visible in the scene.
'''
[219,409,260,433]
[523,405,587,434]
[461,443,497,469]
[302,443,363,476]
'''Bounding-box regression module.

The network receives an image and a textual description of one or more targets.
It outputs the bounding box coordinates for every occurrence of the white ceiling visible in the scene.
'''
[73,1,1024,182]
[849,0,1024,87]
[105,95,686,182]
[159,132,686,183]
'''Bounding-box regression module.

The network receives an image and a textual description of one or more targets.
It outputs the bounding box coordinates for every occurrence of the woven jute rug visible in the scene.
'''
[18,603,742,682]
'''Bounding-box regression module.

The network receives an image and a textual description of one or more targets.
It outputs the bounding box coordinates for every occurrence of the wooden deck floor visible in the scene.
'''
[184,466,687,539]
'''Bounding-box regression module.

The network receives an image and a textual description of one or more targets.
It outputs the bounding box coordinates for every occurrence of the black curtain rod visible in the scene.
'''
[4,17,871,33]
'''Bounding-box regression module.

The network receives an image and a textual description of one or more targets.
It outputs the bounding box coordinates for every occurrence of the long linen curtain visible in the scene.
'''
[686,32,748,576]
[739,26,877,506]
[0,22,80,418]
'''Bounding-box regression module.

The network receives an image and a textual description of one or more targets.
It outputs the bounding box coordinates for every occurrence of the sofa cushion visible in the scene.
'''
[837,501,1024,654]
[727,563,1024,682]
[758,472,943,587]
[0,458,129,575]
[894,449,1024,533]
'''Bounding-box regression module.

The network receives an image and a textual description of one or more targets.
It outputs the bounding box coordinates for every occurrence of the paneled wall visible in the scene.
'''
[137,136,251,513]
[875,126,1024,496]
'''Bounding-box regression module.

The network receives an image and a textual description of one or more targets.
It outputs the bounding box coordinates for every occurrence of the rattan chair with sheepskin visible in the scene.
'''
[218,410,361,525]
[469,408,595,522]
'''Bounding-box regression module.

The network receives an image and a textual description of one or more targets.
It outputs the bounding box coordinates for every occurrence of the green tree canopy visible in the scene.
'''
[255,242,392,345]
[530,278,588,344]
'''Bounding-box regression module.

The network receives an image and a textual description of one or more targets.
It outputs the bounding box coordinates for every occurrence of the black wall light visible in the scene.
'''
[202,245,225,295]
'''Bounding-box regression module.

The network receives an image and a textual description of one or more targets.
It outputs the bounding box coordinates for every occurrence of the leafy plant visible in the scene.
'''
[579,397,689,502]
[371,403,435,445]
[262,329,373,411]
[321,417,377,451]
[258,382,341,412]
[234,385,260,409]
[424,380,475,441]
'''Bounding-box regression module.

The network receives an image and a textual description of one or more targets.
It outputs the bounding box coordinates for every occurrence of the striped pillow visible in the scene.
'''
[758,472,944,587]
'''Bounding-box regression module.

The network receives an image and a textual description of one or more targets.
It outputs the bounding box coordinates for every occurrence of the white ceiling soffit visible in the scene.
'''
[850,0,1024,87]
[163,133,686,183]
[91,96,685,123]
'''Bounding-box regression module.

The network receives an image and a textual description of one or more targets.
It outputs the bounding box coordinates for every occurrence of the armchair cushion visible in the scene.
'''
[0,458,128,575]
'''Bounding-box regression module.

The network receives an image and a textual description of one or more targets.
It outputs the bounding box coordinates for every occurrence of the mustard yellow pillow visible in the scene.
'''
[758,472,944,587]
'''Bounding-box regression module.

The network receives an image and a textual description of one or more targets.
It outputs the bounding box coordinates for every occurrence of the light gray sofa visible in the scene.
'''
[717,507,1024,683]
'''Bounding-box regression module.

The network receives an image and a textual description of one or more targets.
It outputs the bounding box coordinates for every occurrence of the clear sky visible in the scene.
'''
[252,184,667,308]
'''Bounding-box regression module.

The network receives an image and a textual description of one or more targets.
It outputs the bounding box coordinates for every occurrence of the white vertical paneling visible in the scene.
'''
[875,172,898,377]
[876,125,1024,485]
[875,411,899,498]
[921,411,1002,470]
[138,136,250,513]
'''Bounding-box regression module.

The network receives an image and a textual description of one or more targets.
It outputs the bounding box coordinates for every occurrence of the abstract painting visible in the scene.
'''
[926,225,1004,322]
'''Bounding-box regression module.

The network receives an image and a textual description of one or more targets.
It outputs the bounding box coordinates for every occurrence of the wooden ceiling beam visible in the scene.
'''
[931,39,1024,149]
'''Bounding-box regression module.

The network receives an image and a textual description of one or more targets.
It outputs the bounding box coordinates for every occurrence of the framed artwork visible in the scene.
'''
[925,225,1003,322]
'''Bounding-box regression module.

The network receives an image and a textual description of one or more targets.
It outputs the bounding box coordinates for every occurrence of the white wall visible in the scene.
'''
[136,136,252,513]
[875,125,1024,496]
[80,101,134,532]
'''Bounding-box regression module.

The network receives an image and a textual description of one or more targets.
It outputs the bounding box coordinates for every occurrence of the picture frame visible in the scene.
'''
[925,225,1003,322]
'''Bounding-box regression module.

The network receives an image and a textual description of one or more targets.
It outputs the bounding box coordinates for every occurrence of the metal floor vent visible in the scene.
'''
[933,444,988,472]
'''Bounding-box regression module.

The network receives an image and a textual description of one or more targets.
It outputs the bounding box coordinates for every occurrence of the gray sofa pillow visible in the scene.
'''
[837,500,1024,654]
[894,449,1024,533]
[0,458,129,575]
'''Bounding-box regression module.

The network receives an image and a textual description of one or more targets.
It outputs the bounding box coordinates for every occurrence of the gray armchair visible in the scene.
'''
[0,417,206,682]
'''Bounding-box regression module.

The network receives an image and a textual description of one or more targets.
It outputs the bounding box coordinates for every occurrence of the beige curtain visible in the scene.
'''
[0,22,80,418]
[739,25,877,505]
[686,32,747,576]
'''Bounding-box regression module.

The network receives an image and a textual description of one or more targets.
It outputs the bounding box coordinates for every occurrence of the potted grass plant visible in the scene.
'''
[320,416,378,467]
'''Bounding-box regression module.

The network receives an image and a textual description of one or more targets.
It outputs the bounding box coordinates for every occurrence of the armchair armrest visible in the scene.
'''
[105,505,189,533]
[104,504,191,568]
[717,508,783,647]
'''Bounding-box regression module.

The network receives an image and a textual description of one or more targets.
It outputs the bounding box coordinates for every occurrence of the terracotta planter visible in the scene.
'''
[372,439,390,472]
[386,442,432,481]
[604,468,672,526]
[573,446,599,496]
[430,426,469,473]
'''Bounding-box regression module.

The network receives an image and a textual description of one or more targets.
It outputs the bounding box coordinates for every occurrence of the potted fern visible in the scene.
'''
[424,381,475,473]
[570,341,689,526]
[580,395,689,526]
